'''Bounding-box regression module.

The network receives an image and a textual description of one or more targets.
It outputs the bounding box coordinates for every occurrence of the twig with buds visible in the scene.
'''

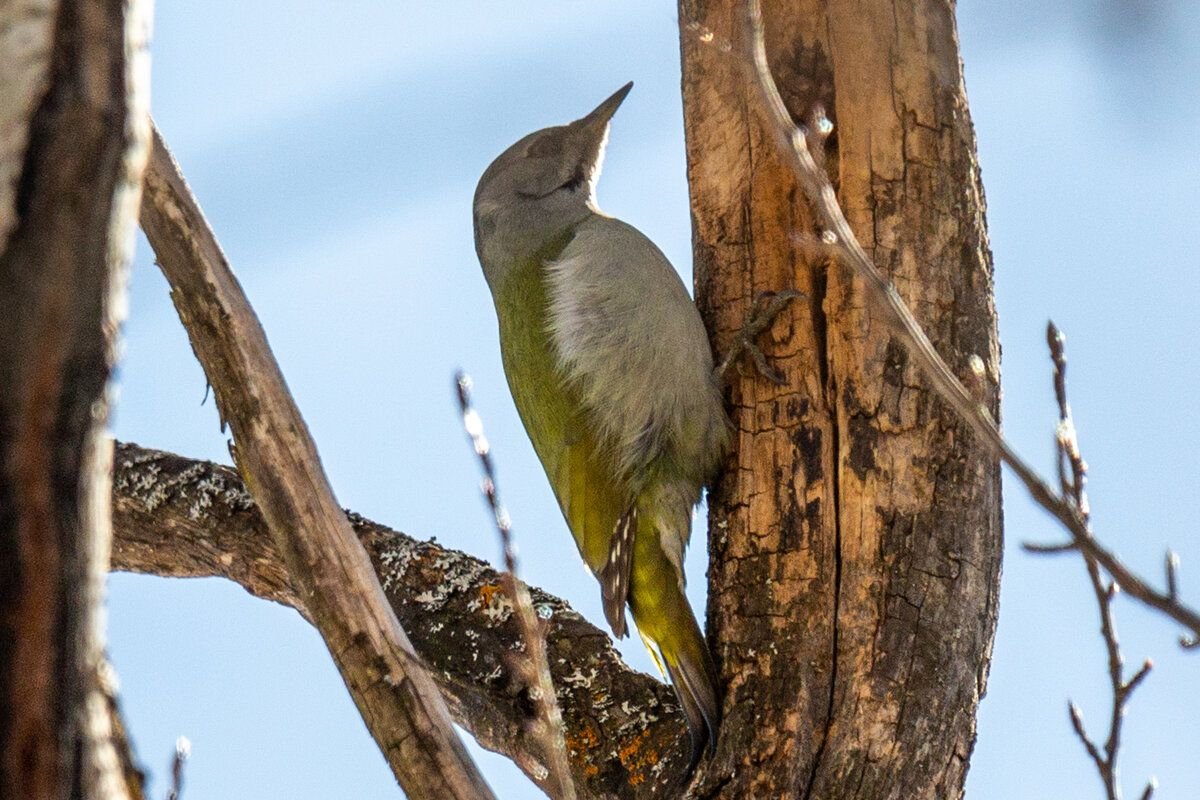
[454,372,577,800]
[1045,323,1155,800]
[166,736,189,800]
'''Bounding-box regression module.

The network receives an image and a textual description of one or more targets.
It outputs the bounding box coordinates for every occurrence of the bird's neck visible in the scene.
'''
[477,208,590,292]
[488,227,575,312]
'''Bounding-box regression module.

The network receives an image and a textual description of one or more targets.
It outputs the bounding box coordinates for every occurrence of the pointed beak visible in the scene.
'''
[575,81,633,132]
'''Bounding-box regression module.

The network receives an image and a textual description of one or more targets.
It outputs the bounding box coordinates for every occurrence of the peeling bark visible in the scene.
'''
[679,2,1002,798]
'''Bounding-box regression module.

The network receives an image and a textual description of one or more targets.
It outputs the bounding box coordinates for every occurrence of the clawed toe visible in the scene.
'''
[715,290,805,387]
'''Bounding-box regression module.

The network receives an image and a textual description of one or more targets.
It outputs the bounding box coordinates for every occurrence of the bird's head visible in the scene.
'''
[474,82,632,280]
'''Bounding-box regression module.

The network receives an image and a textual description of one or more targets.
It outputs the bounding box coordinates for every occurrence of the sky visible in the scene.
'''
[107,1,1200,797]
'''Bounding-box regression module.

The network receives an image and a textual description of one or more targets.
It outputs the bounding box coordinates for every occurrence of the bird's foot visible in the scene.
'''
[715,290,804,386]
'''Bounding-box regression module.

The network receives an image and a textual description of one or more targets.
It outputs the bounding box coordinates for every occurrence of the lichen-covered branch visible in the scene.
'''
[139,125,493,800]
[110,442,690,799]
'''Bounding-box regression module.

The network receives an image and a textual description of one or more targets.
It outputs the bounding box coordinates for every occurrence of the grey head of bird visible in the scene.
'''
[473,81,633,288]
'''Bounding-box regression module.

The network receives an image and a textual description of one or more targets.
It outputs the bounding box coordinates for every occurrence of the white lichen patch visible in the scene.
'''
[480,591,514,623]
[377,539,421,593]
[115,460,166,509]
[114,450,255,518]
[182,464,253,519]
[619,699,660,727]
[559,666,598,689]
[378,539,496,613]
[435,556,490,609]
[464,629,482,662]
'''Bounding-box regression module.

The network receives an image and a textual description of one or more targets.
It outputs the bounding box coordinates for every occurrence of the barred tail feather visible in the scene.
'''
[599,506,637,638]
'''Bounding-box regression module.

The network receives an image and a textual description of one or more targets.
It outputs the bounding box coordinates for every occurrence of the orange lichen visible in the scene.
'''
[617,729,660,785]
[565,721,600,777]
[478,582,503,607]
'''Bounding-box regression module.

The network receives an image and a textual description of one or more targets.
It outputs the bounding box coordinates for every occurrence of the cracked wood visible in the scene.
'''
[678,2,1002,797]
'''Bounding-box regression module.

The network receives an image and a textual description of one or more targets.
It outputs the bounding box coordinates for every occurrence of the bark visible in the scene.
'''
[0,1,151,798]
[109,441,690,799]
[679,2,1002,798]
[138,128,494,800]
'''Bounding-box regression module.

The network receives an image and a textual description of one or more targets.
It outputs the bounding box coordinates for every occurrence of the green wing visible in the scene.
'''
[494,253,626,575]
[493,249,722,756]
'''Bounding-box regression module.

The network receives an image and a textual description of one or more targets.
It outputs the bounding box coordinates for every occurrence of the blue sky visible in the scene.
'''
[108,1,1200,797]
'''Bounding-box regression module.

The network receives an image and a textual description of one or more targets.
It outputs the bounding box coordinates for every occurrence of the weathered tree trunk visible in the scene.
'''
[679,2,1002,798]
[0,1,151,798]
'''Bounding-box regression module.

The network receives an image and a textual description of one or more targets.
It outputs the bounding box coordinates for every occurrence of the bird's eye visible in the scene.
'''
[559,165,586,192]
[517,165,587,200]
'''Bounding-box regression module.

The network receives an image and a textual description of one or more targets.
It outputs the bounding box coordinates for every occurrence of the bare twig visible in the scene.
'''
[454,373,577,800]
[166,737,189,800]
[742,0,1200,649]
[1046,322,1156,800]
[1022,541,1080,555]
[138,124,494,800]
[1165,551,1180,602]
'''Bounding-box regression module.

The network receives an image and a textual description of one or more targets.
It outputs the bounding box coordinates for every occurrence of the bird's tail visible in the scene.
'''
[627,516,721,765]
[659,612,721,767]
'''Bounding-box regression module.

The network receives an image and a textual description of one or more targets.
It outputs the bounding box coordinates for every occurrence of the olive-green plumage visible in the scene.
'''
[473,83,728,761]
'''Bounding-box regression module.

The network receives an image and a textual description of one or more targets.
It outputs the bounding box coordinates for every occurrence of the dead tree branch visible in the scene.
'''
[742,0,1200,648]
[110,441,690,799]
[137,124,493,799]
[455,374,577,800]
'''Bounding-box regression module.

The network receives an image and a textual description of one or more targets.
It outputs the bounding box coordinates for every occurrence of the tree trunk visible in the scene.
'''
[0,1,151,798]
[679,2,1002,798]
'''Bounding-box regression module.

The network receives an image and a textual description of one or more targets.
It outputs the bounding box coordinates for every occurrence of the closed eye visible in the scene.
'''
[559,165,586,192]
[517,165,587,200]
